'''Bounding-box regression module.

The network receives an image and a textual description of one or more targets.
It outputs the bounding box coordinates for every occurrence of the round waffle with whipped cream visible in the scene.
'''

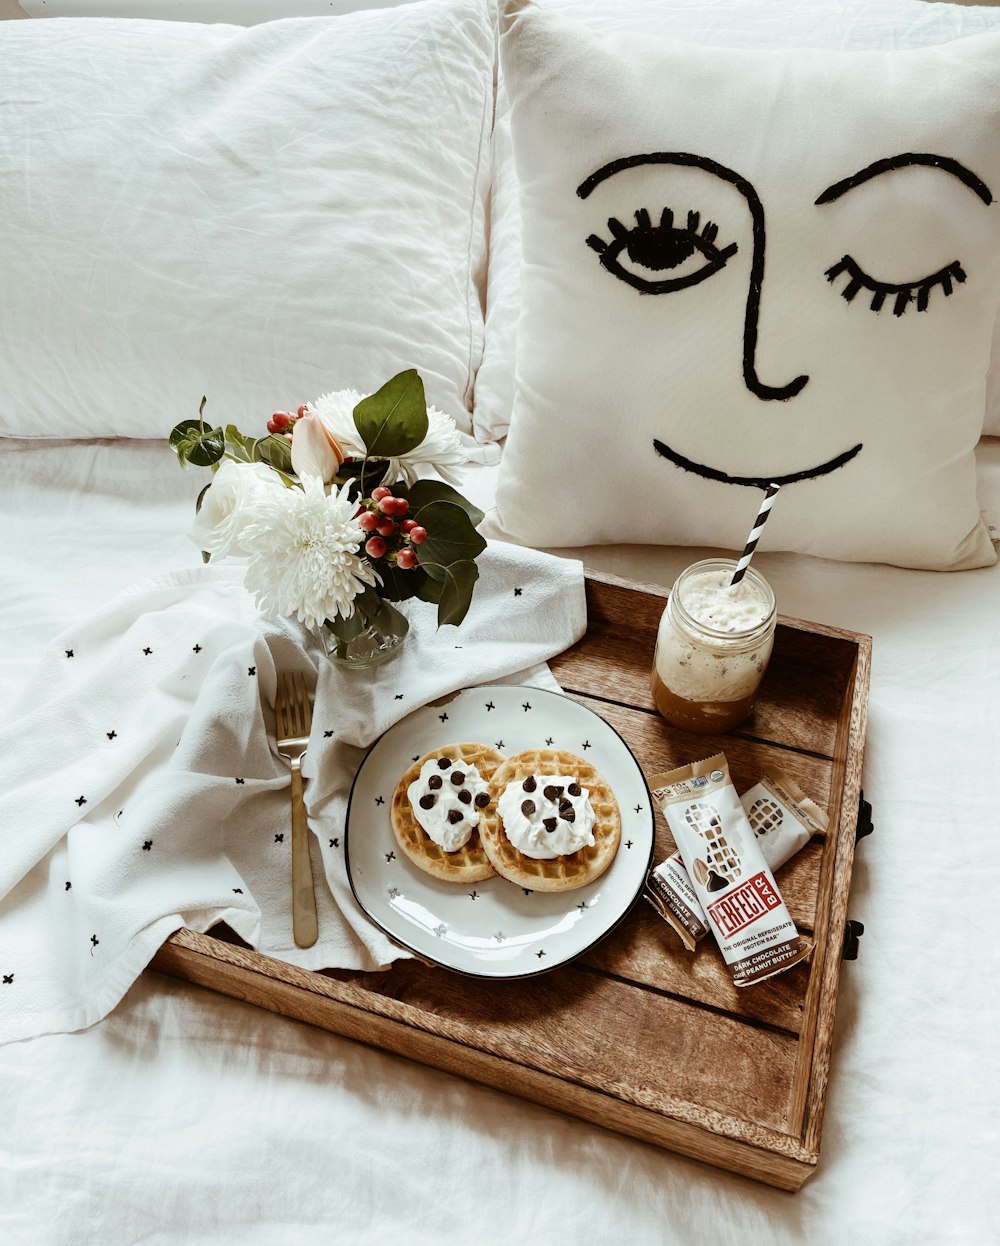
[479,748,622,893]
[390,743,506,883]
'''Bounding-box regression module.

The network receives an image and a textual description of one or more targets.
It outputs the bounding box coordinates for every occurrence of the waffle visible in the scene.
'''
[479,748,621,893]
[390,742,505,883]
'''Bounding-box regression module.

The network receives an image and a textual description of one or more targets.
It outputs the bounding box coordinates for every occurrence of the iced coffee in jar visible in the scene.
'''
[651,558,776,734]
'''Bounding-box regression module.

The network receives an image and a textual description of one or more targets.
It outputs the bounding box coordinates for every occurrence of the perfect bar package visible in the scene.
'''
[647,769,828,951]
[650,754,813,986]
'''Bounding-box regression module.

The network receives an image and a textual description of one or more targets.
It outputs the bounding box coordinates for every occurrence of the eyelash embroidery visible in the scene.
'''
[825,254,967,317]
[586,207,738,294]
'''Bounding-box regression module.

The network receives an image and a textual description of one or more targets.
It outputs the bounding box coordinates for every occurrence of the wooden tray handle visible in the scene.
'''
[841,919,865,961]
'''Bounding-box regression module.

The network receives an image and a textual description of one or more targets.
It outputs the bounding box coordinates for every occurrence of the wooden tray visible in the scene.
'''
[151,570,871,1191]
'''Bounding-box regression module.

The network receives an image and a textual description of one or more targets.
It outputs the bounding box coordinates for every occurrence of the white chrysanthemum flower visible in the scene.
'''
[241,475,379,629]
[310,388,469,487]
[189,459,283,559]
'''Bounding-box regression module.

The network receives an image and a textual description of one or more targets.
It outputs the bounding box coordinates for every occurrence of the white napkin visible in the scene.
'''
[0,543,586,1045]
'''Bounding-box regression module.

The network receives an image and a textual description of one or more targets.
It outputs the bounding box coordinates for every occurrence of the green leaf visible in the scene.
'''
[420,559,479,628]
[369,597,410,641]
[377,563,428,602]
[415,500,487,569]
[353,369,428,458]
[402,479,485,529]
[224,425,260,464]
[257,434,294,475]
[169,417,225,468]
[333,457,393,502]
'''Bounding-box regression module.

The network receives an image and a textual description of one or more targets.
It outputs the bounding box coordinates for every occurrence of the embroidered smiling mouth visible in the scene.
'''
[652,439,863,487]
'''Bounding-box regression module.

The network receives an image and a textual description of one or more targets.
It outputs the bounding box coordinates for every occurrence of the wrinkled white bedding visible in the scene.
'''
[3,435,1000,1244]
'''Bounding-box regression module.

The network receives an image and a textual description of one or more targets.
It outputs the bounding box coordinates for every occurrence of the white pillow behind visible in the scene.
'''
[0,0,493,439]
[474,0,1000,444]
[491,2,1000,570]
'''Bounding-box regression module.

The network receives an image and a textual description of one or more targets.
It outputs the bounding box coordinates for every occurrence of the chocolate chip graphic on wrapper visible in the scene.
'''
[706,869,729,892]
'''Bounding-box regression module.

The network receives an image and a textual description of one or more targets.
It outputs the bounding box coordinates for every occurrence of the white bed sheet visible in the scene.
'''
[2,436,1000,1245]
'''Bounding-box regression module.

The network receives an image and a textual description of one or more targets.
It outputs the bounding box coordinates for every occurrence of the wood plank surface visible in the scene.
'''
[150,569,871,1191]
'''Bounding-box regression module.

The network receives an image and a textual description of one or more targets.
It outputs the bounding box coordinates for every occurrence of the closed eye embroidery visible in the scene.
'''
[825,254,966,316]
[586,207,738,294]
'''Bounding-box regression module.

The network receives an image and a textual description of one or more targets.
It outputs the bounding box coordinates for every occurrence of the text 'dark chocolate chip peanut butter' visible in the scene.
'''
[651,753,812,987]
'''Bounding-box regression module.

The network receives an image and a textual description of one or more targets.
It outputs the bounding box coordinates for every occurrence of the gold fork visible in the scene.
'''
[275,671,318,949]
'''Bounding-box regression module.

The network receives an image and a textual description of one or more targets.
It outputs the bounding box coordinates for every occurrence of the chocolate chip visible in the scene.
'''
[437,757,452,769]
[543,785,561,802]
[567,782,581,797]
[447,809,464,825]
[559,800,576,824]
[451,770,465,786]
[458,789,472,804]
[428,775,442,790]
[474,792,490,809]
[523,776,536,792]
[706,869,729,893]
[419,794,436,810]
[543,817,558,833]
[521,799,536,817]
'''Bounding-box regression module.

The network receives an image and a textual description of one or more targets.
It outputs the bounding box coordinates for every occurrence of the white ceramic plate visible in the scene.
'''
[345,684,655,978]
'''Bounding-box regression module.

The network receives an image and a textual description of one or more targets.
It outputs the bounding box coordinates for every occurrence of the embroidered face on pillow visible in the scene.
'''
[492,3,1000,569]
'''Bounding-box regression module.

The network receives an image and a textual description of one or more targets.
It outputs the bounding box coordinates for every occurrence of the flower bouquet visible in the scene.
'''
[169,369,486,666]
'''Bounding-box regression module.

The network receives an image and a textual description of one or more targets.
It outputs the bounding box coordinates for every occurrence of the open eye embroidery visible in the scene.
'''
[586,207,738,294]
[825,254,966,317]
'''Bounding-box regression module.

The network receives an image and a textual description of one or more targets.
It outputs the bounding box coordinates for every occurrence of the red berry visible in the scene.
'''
[377,496,397,514]
[409,526,428,544]
[396,548,417,570]
[390,497,409,516]
[365,536,387,558]
[371,486,392,502]
[400,518,417,534]
[296,405,310,418]
[359,512,378,532]
[376,517,395,537]
[270,411,291,431]
[266,419,278,434]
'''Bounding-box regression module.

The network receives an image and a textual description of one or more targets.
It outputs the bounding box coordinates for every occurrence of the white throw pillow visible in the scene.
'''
[474,0,1000,444]
[491,1,1000,570]
[0,1,493,439]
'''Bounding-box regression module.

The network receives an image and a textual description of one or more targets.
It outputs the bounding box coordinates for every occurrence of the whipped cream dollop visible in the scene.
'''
[497,775,596,859]
[407,755,491,852]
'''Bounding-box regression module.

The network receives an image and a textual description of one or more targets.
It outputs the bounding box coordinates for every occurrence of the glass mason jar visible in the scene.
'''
[650,558,776,735]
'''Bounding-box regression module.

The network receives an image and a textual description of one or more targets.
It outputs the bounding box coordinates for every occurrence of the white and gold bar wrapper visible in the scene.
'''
[650,754,812,987]
[646,769,828,950]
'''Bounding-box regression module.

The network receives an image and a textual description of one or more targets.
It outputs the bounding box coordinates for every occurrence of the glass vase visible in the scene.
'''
[311,617,406,670]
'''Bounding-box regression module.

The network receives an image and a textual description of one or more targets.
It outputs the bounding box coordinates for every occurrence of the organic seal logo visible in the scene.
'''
[710,770,725,782]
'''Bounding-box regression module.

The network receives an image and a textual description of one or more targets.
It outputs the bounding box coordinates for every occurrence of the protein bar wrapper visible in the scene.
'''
[651,753,812,987]
[646,768,828,950]
[741,769,828,870]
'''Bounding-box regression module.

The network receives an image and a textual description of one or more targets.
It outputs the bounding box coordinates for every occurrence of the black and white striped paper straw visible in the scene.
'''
[731,483,781,585]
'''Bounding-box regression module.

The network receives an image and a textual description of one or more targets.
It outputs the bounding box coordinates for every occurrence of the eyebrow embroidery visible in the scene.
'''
[578,152,807,401]
[816,153,994,206]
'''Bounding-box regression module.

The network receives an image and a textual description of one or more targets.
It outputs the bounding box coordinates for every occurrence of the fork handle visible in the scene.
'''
[290,760,318,949]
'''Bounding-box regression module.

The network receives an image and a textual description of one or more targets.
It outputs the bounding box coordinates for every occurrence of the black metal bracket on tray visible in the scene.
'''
[855,791,874,843]
[840,791,872,961]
